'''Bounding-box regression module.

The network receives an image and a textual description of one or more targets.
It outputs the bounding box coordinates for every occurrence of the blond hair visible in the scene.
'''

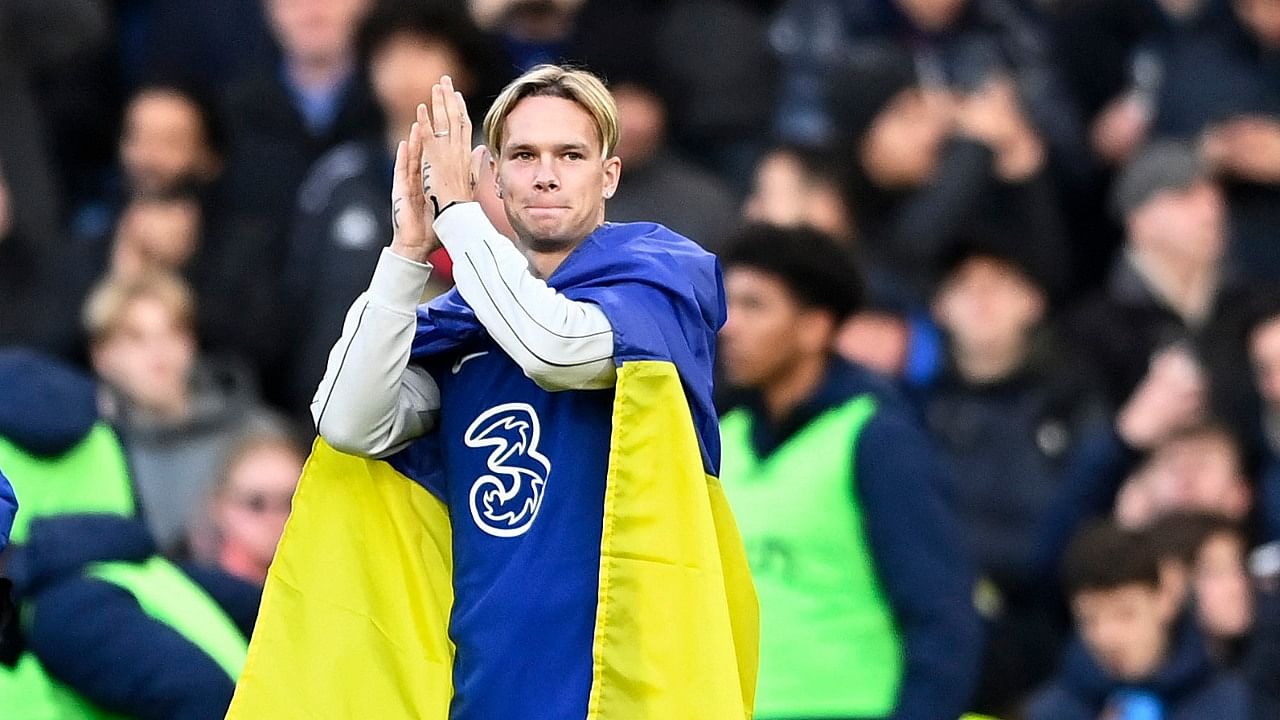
[482,64,619,158]
[83,271,196,343]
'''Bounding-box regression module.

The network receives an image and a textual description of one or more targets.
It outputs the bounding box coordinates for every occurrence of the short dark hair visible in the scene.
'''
[1148,511,1246,568]
[1062,522,1161,597]
[720,223,865,321]
[356,0,495,83]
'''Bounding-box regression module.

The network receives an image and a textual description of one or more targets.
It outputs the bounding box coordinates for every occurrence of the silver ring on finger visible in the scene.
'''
[433,130,450,137]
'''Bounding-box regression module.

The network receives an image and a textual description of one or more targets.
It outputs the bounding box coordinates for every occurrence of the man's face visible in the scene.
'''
[120,91,216,197]
[493,96,620,252]
[721,267,831,388]
[932,256,1044,361]
[1194,532,1253,640]
[91,296,196,413]
[1074,584,1174,682]
[1250,316,1280,407]
[611,84,665,168]
[217,443,302,568]
[370,34,465,130]
[266,0,369,63]
[1120,433,1252,526]
[1130,181,1226,267]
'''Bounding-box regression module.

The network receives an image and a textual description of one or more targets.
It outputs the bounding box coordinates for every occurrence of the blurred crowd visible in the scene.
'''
[2,0,1280,718]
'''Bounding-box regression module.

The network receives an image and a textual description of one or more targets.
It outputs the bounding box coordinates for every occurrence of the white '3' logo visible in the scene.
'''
[464,403,551,537]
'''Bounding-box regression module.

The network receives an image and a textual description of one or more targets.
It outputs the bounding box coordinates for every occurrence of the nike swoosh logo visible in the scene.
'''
[452,351,489,374]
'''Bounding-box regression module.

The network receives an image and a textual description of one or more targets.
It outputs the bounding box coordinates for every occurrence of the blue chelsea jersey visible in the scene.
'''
[391,337,614,719]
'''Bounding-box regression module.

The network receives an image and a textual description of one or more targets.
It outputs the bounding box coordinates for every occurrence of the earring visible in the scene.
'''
[496,187,503,198]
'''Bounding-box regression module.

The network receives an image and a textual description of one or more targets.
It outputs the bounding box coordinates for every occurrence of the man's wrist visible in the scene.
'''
[389,241,439,265]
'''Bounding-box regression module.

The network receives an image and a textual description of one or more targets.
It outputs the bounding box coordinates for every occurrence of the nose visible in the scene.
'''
[533,157,560,192]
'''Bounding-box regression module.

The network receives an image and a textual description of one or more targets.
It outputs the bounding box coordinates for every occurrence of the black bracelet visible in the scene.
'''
[429,197,465,219]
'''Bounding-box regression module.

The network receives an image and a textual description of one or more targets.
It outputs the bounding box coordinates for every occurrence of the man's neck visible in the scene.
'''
[284,52,353,94]
[762,354,829,424]
[139,392,191,424]
[1128,249,1220,326]
[526,246,574,278]
[953,337,1028,384]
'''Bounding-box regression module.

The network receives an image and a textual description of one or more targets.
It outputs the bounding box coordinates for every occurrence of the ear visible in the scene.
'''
[602,155,622,199]
[796,307,838,355]
[489,148,502,199]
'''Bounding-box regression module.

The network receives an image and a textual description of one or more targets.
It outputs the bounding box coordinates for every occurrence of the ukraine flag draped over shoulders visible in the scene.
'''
[227,221,758,719]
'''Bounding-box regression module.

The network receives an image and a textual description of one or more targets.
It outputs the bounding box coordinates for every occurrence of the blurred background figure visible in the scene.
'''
[83,272,282,555]
[1067,140,1261,450]
[199,432,304,585]
[1028,522,1251,720]
[604,75,738,251]
[924,241,1109,715]
[718,223,983,720]
[1114,423,1253,530]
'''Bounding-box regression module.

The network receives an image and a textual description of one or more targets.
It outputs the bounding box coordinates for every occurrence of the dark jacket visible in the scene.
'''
[925,336,1108,593]
[0,349,260,719]
[1027,618,1252,720]
[217,58,381,393]
[855,138,1070,306]
[1137,5,1280,282]
[280,140,398,416]
[605,149,739,254]
[730,357,983,720]
[1066,257,1262,440]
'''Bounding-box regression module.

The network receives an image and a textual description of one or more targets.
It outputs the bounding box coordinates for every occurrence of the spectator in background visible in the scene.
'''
[1074,0,1228,168]
[84,272,282,555]
[925,242,1109,715]
[1247,293,1280,541]
[1147,0,1280,281]
[830,53,1069,306]
[743,144,855,245]
[1029,522,1251,720]
[0,0,109,250]
[770,0,1087,179]
[278,0,495,417]
[1115,423,1254,530]
[652,0,777,190]
[1068,141,1262,441]
[218,0,380,353]
[717,224,982,720]
[74,82,226,241]
[0,349,257,720]
[0,1,110,360]
[1148,513,1256,667]
[739,143,940,384]
[199,432,303,586]
[0,162,77,357]
[605,76,738,251]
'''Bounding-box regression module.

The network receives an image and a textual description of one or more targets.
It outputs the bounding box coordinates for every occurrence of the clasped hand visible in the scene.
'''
[390,75,487,263]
